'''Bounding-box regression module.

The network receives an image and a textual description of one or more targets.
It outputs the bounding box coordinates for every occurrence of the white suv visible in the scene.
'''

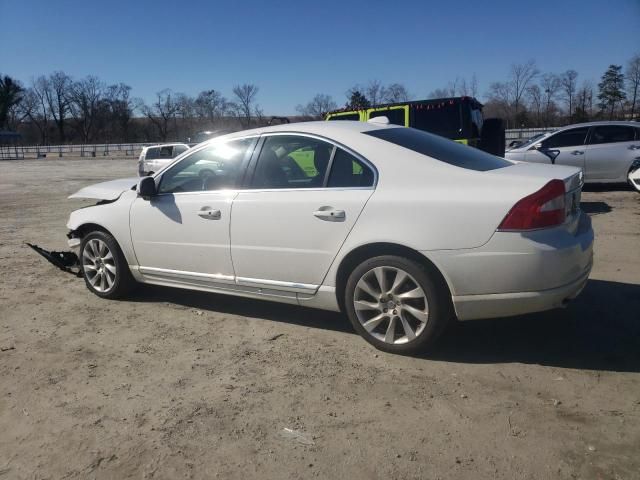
[138,143,190,176]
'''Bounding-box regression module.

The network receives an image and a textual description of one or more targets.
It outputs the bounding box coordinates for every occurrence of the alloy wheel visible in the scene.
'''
[353,266,429,344]
[82,238,117,293]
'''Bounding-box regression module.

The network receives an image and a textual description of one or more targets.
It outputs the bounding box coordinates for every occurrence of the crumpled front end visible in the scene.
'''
[26,239,82,277]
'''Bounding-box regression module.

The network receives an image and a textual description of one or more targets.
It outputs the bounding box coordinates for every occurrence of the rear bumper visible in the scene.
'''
[452,260,591,320]
[426,212,594,321]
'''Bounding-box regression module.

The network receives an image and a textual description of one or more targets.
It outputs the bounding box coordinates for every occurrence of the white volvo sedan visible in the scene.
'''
[41,121,593,354]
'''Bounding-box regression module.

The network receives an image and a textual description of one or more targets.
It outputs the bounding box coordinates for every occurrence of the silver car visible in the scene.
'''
[138,143,190,176]
[505,121,640,191]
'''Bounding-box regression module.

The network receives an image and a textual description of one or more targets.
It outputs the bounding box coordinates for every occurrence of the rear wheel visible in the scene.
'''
[344,255,451,354]
[80,231,135,299]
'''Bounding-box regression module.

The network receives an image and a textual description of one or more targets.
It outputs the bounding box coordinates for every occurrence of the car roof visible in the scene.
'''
[143,143,189,149]
[555,120,639,130]
[205,120,390,146]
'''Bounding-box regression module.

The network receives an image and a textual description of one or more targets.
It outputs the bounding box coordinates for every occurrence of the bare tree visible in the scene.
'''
[626,53,640,118]
[140,89,180,141]
[68,76,105,143]
[43,71,72,142]
[509,60,539,119]
[105,83,134,142]
[174,92,195,139]
[486,81,513,122]
[365,80,387,106]
[194,89,228,124]
[540,73,561,126]
[383,83,410,103]
[560,70,579,121]
[28,77,52,144]
[296,93,337,118]
[428,87,454,99]
[527,84,543,126]
[469,74,479,98]
[575,80,594,122]
[232,84,259,128]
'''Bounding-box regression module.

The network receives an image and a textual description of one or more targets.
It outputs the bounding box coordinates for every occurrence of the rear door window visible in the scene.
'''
[588,125,636,145]
[159,146,173,158]
[145,147,160,160]
[363,127,510,171]
[542,127,589,148]
[173,145,189,156]
[327,149,375,188]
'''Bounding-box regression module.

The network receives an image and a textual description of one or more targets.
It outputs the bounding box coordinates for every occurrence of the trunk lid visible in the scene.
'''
[491,162,584,232]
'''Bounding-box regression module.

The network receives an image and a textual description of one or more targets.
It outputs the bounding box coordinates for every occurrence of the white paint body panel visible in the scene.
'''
[68,177,137,200]
[64,121,595,321]
[230,188,372,290]
[130,191,237,279]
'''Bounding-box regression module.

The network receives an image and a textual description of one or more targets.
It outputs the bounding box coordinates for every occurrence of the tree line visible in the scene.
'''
[1,52,638,145]
[0,75,266,145]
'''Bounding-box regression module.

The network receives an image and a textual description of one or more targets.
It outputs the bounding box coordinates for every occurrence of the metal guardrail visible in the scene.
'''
[505,128,554,142]
[2,142,157,160]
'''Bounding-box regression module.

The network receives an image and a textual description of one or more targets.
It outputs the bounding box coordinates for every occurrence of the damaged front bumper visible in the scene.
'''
[27,234,82,277]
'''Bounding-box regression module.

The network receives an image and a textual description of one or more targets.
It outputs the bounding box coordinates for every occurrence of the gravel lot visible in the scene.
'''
[1,158,639,480]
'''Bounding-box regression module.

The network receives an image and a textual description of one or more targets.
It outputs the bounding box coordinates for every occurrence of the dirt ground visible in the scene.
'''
[1,158,639,480]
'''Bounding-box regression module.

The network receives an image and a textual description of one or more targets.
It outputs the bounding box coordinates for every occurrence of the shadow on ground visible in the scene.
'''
[582,183,634,192]
[130,279,640,373]
[581,201,612,215]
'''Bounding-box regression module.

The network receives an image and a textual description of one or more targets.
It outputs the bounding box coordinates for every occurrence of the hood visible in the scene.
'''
[68,177,138,200]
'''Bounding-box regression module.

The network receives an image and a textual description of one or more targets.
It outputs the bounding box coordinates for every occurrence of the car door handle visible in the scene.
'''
[571,150,584,155]
[198,207,221,220]
[629,145,640,150]
[313,207,346,221]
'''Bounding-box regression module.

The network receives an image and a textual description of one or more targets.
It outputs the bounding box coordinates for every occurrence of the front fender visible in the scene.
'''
[67,191,138,267]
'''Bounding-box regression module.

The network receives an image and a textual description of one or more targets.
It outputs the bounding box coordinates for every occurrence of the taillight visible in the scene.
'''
[498,180,566,231]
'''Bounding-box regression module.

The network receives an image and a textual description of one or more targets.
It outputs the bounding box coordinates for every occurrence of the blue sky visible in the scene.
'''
[1,0,639,115]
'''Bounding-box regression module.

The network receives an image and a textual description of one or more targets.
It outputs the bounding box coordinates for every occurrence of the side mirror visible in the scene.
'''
[137,176,156,198]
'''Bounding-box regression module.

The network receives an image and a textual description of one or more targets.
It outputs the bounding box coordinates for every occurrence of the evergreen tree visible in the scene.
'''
[346,90,370,110]
[0,75,24,129]
[597,65,626,119]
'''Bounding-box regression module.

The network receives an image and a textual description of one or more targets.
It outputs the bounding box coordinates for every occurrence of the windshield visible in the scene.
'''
[364,127,511,171]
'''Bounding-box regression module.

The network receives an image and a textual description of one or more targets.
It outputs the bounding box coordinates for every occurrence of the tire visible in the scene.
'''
[344,255,451,355]
[480,118,506,157]
[80,230,136,299]
[628,165,640,192]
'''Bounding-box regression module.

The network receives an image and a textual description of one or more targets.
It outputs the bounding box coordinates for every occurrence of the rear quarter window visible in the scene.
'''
[364,127,510,171]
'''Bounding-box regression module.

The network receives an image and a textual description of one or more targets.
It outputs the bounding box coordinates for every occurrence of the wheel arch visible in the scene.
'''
[71,222,113,238]
[70,222,138,267]
[334,242,454,312]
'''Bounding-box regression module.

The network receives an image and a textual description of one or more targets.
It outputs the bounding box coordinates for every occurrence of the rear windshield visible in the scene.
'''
[364,127,511,171]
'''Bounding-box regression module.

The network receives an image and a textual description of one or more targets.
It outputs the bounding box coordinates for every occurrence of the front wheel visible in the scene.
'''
[344,255,451,355]
[80,231,135,299]
[628,165,640,192]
